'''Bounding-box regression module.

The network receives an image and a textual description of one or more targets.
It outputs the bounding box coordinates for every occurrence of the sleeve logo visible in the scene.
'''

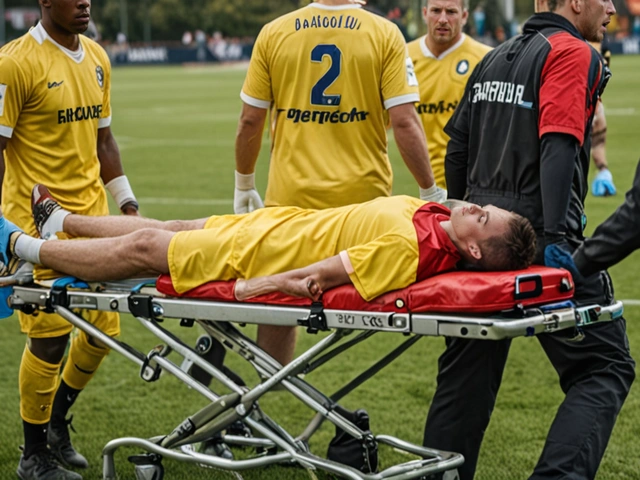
[405,57,418,87]
[0,84,6,117]
[95,66,104,88]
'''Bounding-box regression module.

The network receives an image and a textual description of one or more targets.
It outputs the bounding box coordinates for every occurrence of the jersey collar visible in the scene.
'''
[421,33,466,60]
[30,22,86,64]
[309,2,363,10]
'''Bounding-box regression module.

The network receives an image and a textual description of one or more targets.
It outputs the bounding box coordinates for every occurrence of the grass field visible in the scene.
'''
[0,57,639,480]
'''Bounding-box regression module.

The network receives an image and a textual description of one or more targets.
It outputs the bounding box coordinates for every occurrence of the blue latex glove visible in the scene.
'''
[591,168,616,196]
[544,244,583,284]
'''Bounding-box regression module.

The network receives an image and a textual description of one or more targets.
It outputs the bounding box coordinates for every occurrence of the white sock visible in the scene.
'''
[42,208,70,239]
[14,234,44,264]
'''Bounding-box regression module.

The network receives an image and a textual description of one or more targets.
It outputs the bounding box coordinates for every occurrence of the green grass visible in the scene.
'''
[0,57,639,479]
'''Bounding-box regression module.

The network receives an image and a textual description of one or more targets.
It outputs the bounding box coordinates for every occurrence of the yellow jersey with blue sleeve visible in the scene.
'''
[0,22,111,236]
[241,3,420,209]
[168,196,460,301]
[407,34,490,189]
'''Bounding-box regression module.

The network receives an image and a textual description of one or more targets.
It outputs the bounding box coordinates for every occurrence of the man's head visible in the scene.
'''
[444,204,537,271]
[535,0,615,42]
[39,0,92,36]
[423,0,468,55]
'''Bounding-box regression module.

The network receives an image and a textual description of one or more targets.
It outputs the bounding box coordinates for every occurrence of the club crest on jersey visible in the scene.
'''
[456,60,470,75]
[96,66,104,88]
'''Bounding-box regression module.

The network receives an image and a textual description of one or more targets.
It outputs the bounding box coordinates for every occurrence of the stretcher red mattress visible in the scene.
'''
[155,266,574,314]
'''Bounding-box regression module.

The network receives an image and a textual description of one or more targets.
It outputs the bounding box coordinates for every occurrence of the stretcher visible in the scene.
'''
[3,265,623,480]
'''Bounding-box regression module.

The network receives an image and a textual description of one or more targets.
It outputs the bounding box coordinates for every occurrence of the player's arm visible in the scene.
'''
[0,136,7,200]
[97,126,139,216]
[389,103,442,201]
[234,255,350,301]
[234,103,267,213]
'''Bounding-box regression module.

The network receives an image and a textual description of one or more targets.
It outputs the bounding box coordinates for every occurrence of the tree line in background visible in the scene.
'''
[4,0,541,43]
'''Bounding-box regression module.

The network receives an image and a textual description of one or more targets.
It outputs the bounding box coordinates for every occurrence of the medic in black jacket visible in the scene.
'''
[424,4,635,480]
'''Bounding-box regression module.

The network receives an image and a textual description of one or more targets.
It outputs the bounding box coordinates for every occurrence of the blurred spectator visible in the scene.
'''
[182,30,193,46]
[473,4,486,36]
[195,29,206,61]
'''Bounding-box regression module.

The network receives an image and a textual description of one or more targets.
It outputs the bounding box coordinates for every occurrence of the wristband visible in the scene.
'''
[105,175,138,210]
[235,171,256,191]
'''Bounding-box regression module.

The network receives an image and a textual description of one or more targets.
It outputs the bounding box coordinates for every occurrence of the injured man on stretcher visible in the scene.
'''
[0,185,537,300]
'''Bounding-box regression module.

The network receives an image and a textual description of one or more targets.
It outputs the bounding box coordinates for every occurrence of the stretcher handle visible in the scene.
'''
[514,274,543,300]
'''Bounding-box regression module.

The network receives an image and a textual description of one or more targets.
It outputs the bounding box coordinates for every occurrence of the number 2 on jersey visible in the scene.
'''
[311,44,342,106]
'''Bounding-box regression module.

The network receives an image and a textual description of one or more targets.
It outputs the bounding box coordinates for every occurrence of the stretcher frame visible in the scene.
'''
[7,280,624,480]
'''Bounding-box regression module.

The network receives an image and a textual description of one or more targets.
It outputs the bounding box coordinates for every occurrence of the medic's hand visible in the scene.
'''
[419,185,448,204]
[544,242,584,285]
[591,168,617,197]
[234,171,264,214]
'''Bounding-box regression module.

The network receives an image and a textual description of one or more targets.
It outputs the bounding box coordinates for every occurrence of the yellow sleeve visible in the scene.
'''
[240,25,273,107]
[381,25,419,109]
[346,234,418,301]
[100,48,112,125]
[0,54,30,137]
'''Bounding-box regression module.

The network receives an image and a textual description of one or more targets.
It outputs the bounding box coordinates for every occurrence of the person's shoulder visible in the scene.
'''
[81,36,110,63]
[0,30,39,61]
[406,36,424,58]
[462,35,493,57]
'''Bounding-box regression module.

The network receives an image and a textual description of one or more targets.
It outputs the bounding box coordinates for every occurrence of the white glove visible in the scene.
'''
[419,185,447,204]
[234,171,264,214]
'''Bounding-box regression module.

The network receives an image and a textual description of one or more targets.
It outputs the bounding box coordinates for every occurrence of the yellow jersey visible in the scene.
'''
[0,22,112,236]
[241,3,420,209]
[169,196,460,301]
[407,34,490,188]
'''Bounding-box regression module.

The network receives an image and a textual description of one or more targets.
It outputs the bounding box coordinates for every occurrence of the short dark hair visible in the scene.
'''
[477,213,537,271]
[547,0,566,12]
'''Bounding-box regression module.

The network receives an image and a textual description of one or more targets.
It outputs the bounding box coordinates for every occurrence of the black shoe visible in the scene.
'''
[17,447,83,480]
[47,416,88,470]
[200,434,234,460]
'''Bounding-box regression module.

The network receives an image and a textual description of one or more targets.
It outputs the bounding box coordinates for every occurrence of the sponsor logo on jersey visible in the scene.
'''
[57,104,103,124]
[47,80,64,89]
[416,100,458,115]
[295,15,361,31]
[471,81,533,108]
[96,66,104,88]
[0,84,6,116]
[278,107,369,124]
[456,60,470,75]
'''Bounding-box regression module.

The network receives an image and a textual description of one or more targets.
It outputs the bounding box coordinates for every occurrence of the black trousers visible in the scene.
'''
[423,279,635,479]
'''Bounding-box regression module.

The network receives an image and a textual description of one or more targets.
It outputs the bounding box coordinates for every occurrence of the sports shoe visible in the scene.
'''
[47,416,89,470]
[31,184,64,240]
[17,447,83,480]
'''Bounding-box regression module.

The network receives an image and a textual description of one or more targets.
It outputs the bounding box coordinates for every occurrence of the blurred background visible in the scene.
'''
[2,0,640,64]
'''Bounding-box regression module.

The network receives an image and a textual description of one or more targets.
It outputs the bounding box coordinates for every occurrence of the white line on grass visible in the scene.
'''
[606,107,636,116]
[621,300,640,306]
[140,197,233,206]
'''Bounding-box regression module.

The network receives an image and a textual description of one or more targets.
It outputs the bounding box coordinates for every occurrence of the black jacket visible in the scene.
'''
[445,13,607,260]
[574,159,640,277]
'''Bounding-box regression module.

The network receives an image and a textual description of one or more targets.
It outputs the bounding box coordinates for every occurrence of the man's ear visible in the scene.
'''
[570,0,583,13]
[467,242,482,261]
[40,0,51,9]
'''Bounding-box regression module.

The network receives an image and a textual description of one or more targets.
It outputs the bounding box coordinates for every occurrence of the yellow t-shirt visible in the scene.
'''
[407,34,490,188]
[0,22,111,236]
[241,3,420,209]
[168,196,460,301]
